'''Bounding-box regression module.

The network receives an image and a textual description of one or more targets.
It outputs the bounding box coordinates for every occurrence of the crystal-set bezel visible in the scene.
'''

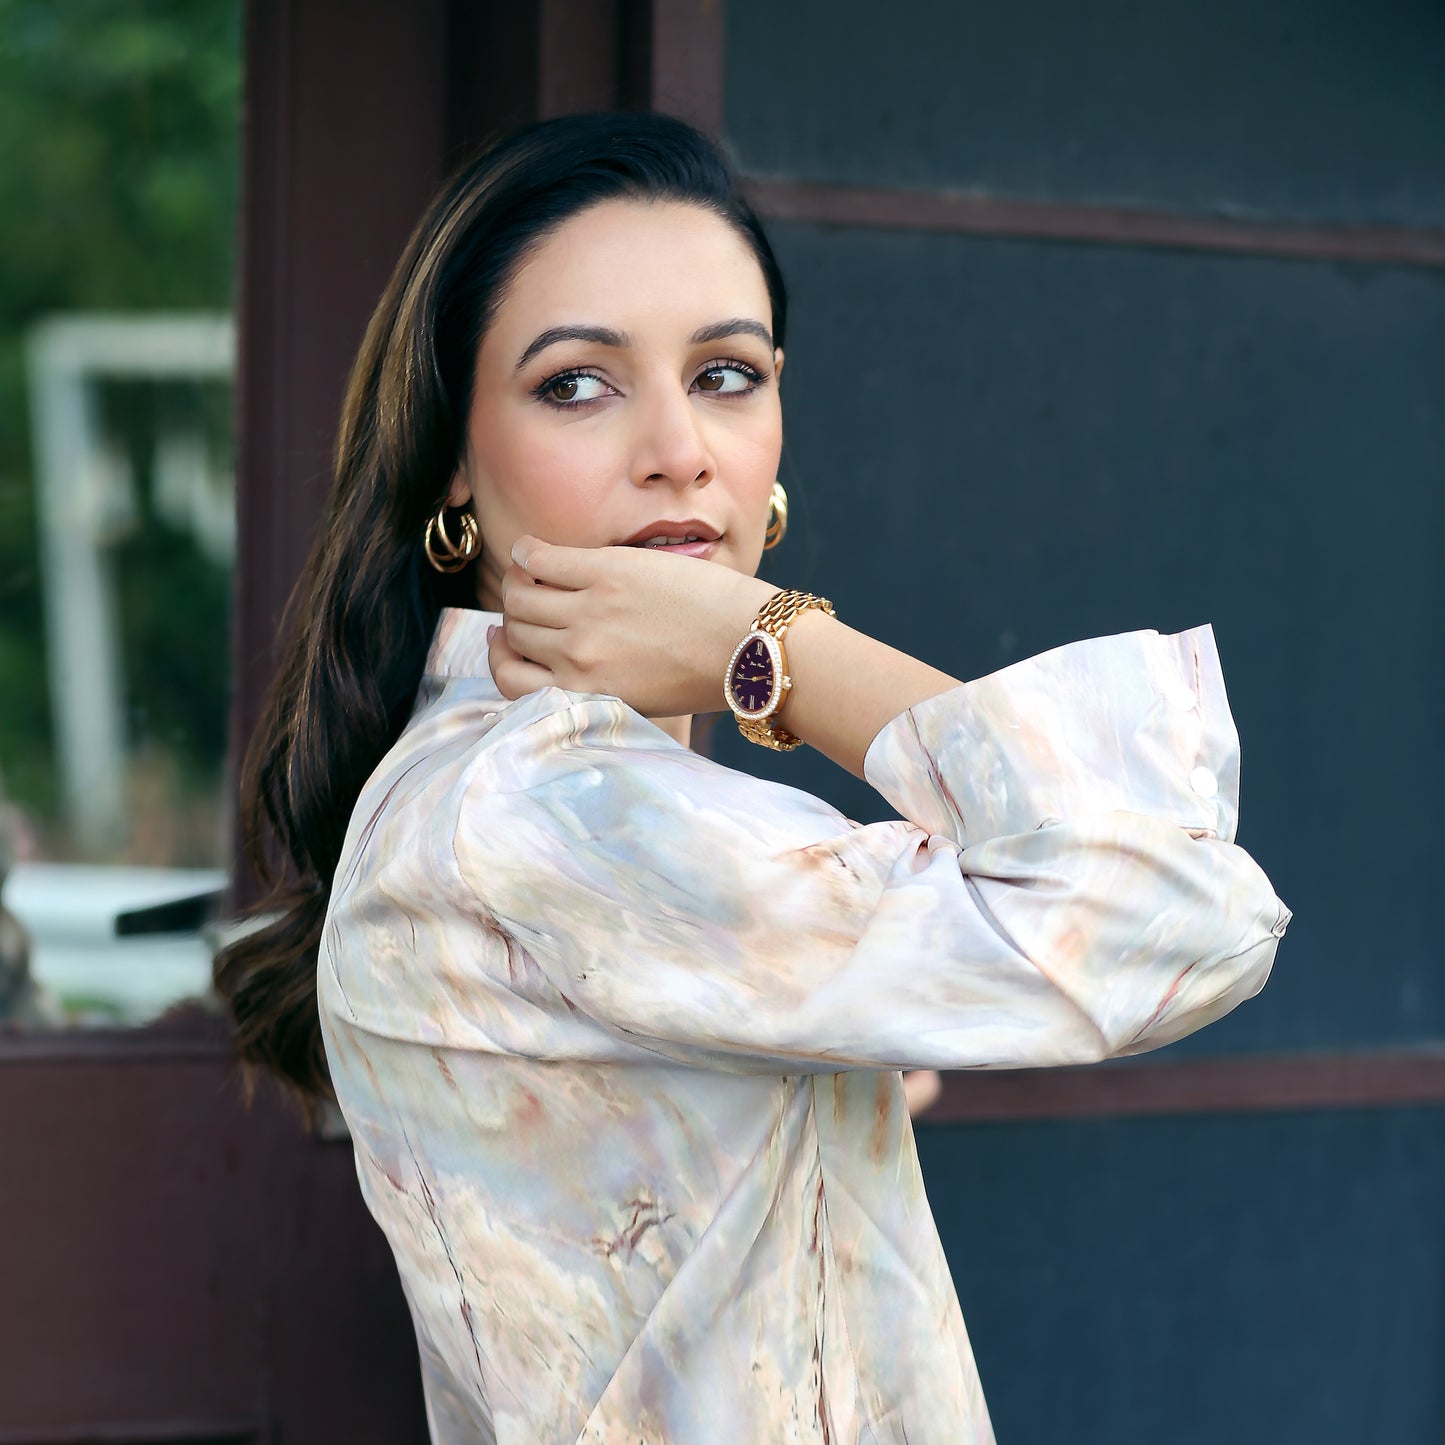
[724,629,786,721]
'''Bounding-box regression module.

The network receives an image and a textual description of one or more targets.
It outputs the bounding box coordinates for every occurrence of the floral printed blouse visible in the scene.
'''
[318,606,1290,1444]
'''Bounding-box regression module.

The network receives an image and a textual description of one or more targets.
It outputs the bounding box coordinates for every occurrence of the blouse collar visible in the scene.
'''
[424,607,504,691]
[423,605,699,748]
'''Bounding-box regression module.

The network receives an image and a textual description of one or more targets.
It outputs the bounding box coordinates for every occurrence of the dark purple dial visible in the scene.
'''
[729,637,776,712]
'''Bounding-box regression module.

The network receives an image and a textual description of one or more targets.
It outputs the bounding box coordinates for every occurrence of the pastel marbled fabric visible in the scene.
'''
[318,607,1290,1444]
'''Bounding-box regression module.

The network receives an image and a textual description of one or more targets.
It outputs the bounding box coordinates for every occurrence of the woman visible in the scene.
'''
[216,112,1290,1443]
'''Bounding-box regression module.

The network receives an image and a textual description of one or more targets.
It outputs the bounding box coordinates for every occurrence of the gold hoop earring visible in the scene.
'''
[424,506,479,573]
[763,481,788,551]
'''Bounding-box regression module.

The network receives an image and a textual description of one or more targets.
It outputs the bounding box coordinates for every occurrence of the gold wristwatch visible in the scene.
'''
[723,588,837,751]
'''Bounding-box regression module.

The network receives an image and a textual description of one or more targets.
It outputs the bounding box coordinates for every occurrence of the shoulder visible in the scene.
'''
[449,683,858,875]
[476,684,673,753]
[446,686,695,802]
[365,682,665,801]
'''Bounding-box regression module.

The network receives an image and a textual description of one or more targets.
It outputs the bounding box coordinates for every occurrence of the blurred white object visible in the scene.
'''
[3,862,226,1022]
[24,314,235,853]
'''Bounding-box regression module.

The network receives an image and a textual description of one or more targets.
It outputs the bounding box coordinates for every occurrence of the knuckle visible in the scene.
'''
[501,567,526,608]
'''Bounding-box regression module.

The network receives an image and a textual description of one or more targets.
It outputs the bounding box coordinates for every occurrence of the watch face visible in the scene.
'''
[728,634,778,715]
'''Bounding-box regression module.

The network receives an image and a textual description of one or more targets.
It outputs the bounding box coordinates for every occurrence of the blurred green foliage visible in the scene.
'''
[0,0,240,848]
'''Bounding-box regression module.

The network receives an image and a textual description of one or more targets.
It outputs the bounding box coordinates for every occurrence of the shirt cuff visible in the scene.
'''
[861,623,1240,848]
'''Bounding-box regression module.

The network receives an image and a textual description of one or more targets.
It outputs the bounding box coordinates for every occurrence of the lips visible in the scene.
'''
[618,519,723,548]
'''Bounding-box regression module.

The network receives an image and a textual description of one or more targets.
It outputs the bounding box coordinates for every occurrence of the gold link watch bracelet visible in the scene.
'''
[722,588,837,750]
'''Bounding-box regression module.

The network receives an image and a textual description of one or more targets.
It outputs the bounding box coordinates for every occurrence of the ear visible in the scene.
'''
[774,346,785,381]
[446,466,471,510]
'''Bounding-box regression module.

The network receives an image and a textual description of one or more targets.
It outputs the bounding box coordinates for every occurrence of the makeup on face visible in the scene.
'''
[616,518,724,559]
[458,199,785,599]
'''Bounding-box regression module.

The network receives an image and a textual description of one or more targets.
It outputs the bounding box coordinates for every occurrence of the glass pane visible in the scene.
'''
[0,2,241,1028]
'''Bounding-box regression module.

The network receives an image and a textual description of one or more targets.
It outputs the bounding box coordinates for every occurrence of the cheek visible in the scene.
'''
[469,405,622,544]
[703,396,781,487]
[736,429,782,507]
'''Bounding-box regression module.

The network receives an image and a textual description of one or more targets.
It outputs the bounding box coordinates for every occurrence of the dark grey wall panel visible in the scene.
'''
[726,0,1445,228]
[713,222,1444,1055]
[914,1108,1445,1444]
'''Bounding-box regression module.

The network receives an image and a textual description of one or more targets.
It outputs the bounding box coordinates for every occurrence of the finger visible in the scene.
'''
[510,534,592,590]
[500,563,573,625]
[492,657,556,701]
[502,617,573,672]
[487,624,554,700]
[488,620,545,671]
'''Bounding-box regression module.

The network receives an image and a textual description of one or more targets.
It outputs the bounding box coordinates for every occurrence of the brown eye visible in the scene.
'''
[693,362,760,396]
[536,372,610,407]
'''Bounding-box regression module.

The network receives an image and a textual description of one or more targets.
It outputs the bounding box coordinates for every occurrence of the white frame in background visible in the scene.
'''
[23,314,235,853]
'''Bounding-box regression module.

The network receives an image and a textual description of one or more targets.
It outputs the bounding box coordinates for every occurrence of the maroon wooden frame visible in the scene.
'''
[227,0,1445,1125]
[742,177,1445,269]
[0,1009,427,1443]
[2,5,728,1441]
[230,0,725,912]
[5,2,1443,1436]
[924,1046,1445,1125]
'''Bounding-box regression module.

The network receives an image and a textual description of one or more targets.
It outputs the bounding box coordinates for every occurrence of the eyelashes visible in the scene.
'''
[532,358,769,411]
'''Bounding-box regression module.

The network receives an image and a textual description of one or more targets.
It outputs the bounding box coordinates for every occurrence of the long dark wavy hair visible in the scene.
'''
[213,111,789,1119]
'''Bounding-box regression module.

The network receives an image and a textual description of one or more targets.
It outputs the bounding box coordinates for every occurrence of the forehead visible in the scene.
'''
[491,198,770,340]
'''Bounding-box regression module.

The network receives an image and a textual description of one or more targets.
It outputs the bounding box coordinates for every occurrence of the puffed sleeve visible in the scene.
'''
[451,623,1290,1073]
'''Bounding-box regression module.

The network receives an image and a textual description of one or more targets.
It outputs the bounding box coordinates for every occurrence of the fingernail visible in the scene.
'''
[510,540,527,569]
[486,624,499,642]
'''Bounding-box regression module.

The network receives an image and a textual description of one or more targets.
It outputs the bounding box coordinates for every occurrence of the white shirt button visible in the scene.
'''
[1165,682,1199,712]
[1189,766,1218,798]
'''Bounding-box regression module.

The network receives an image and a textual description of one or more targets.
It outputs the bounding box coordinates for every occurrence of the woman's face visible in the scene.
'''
[450,198,785,610]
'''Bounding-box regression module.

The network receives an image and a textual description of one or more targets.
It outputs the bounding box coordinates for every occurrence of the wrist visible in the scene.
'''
[698,573,777,714]
[768,603,835,729]
[722,586,839,751]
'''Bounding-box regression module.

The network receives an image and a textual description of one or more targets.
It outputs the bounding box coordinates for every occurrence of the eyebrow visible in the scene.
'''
[513,317,774,374]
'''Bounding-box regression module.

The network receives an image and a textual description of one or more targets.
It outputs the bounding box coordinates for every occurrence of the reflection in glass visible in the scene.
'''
[0,1,241,1027]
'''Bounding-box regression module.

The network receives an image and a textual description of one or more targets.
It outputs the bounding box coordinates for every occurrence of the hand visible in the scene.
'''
[489,535,776,717]
[902,1069,942,1119]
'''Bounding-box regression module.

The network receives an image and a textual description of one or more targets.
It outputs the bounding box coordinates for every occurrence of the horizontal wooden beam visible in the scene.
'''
[0,1422,259,1445]
[8,1009,1445,1123]
[924,1046,1445,1124]
[743,177,1445,270]
[0,1003,233,1066]
[0,1034,231,1066]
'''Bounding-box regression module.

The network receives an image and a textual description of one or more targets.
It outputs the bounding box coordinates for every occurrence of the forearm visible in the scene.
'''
[706,587,961,780]
[499,542,959,770]
[469,621,1288,1071]
[696,572,959,780]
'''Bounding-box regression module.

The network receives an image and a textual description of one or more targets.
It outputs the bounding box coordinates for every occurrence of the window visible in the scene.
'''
[0,1,242,1027]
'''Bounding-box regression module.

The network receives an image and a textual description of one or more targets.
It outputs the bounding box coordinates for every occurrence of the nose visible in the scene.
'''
[628,376,716,491]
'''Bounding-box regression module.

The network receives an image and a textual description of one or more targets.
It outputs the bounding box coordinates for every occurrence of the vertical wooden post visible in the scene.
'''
[231,0,727,905]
